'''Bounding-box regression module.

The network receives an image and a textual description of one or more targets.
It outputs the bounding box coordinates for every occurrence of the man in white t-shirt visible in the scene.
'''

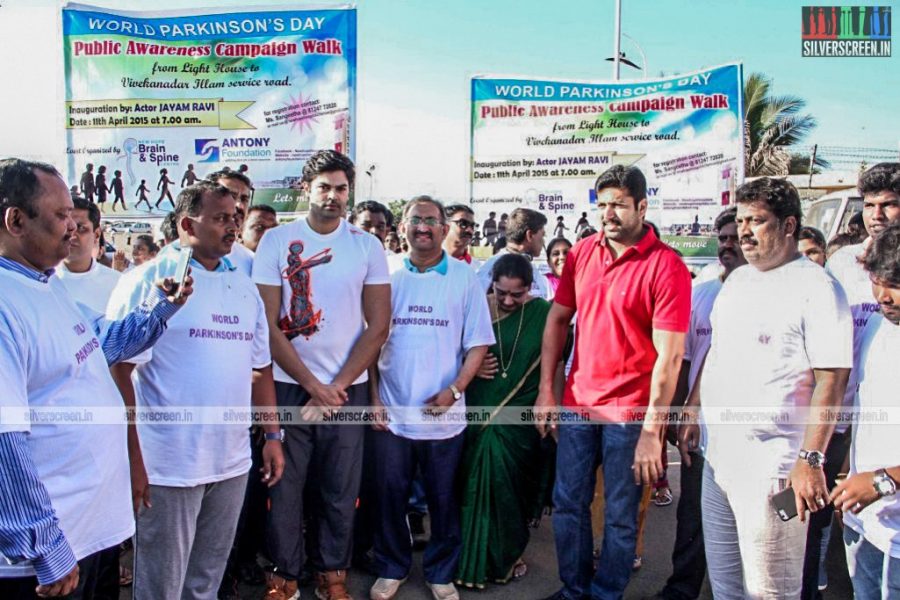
[55,195,121,313]
[0,159,187,599]
[369,197,493,600]
[827,163,900,371]
[253,150,391,600]
[804,162,900,598]
[476,207,549,299]
[830,222,900,598]
[692,177,853,598]
[651,206,746,600]
[207,168,256,276]
[107,181,284,600]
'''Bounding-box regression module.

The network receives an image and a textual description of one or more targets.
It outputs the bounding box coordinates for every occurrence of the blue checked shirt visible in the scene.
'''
[0,255,179,583]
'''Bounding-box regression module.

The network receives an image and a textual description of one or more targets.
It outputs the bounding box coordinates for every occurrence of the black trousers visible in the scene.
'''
[661,452,707,600]
[0,544,119,600]
[353,426,379,562]
[801,429,851,599]
[266,381,366,578]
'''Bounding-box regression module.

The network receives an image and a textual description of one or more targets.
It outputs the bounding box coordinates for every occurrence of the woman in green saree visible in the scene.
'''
[456,253,563,589]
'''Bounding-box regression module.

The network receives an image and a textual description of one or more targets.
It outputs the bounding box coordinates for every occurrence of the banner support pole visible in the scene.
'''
[613,0,622,81]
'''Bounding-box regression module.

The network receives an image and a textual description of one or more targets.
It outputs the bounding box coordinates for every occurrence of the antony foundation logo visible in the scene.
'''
[802,6,892,56]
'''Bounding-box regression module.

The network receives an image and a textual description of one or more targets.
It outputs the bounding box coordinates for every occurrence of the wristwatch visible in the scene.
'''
[873,469,897,498]
[264,428,285,443]
[799,449,826,469]
[449,384,462,401]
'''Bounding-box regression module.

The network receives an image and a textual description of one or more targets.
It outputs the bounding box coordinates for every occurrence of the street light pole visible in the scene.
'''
[613,0,622,81]
[365,164,376,200]
[621,33,647,78]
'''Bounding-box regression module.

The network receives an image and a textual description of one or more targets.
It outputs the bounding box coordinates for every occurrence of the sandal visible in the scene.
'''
[654,487,673,507]
[512,559,528,580]
[119,565,133,587]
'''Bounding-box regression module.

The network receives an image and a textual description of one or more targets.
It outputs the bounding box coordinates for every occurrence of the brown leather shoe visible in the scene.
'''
[263,573,299,600]
[315,570,352,600]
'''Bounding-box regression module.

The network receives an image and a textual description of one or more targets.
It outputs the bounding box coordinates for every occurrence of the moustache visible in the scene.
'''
[740,236,758,246]
[602,218,622,227]
[223,235,236,243]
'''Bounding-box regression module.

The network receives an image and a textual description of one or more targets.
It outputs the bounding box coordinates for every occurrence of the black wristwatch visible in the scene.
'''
[799,449,826,469]
[264,429,285,443]
[873,469,897,498]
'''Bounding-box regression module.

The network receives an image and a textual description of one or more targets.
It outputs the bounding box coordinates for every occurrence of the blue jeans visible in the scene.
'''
[552,420,643,600]
[844,525,900,599]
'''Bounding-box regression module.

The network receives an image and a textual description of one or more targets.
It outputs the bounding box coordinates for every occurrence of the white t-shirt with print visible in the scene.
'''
[826,239,880,430]
[844,313,900,558]
[476,249,551,300]
[685,278,722,393]
[253,218,390,386]
[55,260,121,314]
[378,255,495,440]
[0,269,132,576]
[227,242,255,277]
[700,258,853,482]
[684,278,723,453]
[108,246,271,486]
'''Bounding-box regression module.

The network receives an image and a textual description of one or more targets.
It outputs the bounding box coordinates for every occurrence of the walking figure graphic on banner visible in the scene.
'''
[156,168,174,209]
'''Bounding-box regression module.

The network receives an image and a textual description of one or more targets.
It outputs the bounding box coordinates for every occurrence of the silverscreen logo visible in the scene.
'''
[802,6,891,56]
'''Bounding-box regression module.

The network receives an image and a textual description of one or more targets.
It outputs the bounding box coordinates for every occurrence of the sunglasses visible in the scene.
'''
[450,219,476,229]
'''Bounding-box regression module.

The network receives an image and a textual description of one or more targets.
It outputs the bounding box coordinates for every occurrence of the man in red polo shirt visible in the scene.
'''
[536,165,692,600]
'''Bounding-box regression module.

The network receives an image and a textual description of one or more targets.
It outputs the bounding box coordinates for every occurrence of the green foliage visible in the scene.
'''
[388,199,405,225]
[744,73,819,177]
[788,152,830,175]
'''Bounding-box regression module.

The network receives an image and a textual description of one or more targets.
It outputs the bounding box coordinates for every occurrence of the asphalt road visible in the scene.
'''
[122,446,853,599]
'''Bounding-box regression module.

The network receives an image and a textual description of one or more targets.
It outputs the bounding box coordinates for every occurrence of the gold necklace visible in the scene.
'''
[493,301,525,379]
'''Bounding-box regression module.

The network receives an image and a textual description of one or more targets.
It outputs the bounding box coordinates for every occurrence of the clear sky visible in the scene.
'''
[0,0,897,202]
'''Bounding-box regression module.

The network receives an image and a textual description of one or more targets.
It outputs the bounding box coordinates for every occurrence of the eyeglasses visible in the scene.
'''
[406,216,441,226]
[450,219,476,229]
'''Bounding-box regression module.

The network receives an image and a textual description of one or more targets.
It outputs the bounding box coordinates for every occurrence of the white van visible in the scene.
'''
[804,189,863,241]
[128,222,152,235]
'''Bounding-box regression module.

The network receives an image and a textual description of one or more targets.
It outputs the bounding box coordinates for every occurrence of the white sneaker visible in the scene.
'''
[370,577,407,600]
[426,582,459,600]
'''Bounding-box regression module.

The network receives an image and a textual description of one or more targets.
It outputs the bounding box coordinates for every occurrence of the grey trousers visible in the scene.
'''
[702,461,807,599]
[267,381,366,577]
[134,472,248,600]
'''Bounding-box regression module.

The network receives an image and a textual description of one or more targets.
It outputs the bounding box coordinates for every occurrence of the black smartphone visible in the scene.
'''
[173,247,192,300]
[772,486,798,522]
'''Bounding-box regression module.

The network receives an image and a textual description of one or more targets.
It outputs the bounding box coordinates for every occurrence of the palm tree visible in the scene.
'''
[743,73,823,176]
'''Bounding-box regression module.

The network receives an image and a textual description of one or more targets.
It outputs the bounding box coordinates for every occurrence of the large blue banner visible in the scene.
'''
[63,3,357,216]
[470,64,744,248]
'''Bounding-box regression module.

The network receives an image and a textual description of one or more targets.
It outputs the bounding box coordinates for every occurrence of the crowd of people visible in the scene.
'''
[0,152,897,600]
